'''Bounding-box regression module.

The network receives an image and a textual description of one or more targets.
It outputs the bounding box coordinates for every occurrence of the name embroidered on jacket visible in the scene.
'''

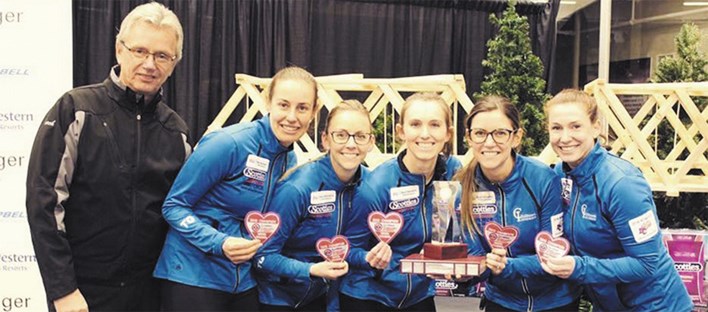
[513,207,536,222]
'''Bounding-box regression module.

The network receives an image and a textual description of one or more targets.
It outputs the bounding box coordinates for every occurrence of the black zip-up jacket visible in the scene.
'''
[26,70,191,301]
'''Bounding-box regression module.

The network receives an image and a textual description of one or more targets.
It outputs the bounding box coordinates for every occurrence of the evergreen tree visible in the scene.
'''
[475,0,550,155]
[651,23,707,230]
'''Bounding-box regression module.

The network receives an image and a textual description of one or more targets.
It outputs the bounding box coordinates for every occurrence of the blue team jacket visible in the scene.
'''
[464,154,581,311]
[153,116,296,294]
[254,154,368,308]
[558,142,692,312]
[340,152,462,309]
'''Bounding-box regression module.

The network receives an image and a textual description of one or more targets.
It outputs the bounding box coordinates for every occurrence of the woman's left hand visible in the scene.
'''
[540,255,575,279]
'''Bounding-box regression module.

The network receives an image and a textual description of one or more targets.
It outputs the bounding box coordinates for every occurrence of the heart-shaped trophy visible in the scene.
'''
[316,235,350,262]
[534,231,570,263]
[368,211,404,244]
[244,211,281,243]
[484,221,519,249]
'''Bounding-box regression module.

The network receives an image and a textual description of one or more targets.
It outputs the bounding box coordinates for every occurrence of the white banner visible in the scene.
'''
[0,1,72,311]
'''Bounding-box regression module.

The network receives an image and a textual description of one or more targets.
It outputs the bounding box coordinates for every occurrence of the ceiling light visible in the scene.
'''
[684,1,708,6]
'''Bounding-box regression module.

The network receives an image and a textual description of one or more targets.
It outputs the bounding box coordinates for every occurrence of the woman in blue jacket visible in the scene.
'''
[339,92,462,311]
[153,66,320,311]
[456,96,580,311]
[541,89,692,312]
[253,100,375,311]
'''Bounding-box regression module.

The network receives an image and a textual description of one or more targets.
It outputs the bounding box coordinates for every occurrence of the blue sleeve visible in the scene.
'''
[161,132,235,256]
[254,180,313,282]
[503,173,563,279]
[344,183,379,269]
[570,175,661,284]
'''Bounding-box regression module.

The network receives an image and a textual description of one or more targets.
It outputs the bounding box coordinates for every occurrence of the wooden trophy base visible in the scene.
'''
[423,242,468,260]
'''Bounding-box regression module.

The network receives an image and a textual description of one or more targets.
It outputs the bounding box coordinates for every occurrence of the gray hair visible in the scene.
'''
[116,2,184,62]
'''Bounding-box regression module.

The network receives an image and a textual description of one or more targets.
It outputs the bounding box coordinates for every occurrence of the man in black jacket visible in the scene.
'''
[26,2,190,311]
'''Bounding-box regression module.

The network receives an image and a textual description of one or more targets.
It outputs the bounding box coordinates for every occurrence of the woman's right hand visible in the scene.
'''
[54,289,88,312]
[365,241,392,269]
[310,261,349,280]
[222,237,262,264]
[486,248,508,275]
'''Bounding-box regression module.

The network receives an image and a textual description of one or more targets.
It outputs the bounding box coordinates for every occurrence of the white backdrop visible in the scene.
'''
[0,0,72,311]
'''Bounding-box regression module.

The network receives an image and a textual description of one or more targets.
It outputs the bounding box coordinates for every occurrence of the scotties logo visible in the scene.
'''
[389,198,419,211]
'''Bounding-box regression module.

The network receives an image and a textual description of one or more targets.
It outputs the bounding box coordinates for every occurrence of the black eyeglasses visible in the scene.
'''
[329,130,372,145]
[468,128,517,144]
[120,41,176,65]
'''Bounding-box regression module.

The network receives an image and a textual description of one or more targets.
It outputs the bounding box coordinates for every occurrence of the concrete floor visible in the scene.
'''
[434,296,483,312]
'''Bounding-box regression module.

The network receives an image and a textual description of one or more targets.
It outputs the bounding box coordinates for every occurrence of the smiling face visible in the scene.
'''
[397,99,452,169]
[468,110,521,182]
[322,110,373,183]
[116,21,178,100]
[546,101,601,168]
[267,79,317,147]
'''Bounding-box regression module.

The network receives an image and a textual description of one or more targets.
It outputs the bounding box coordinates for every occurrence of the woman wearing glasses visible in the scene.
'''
[153,66,319,311]
[253,100,374,311]
[339,92,461,311]
[540,90,691,311]
[456,96,580,311]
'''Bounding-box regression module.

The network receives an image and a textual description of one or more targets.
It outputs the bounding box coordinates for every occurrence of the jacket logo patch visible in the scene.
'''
[390,185,419,201]
[243,167,266,185]
[472,204,497,217]
[311,190,336,204]
[513,207,536,222]
[580,204,597,221]
[629,210,658,243]
[308,203,335,216]
[472,191,496,205]
[179,216,196,228]
[389,198,419,211]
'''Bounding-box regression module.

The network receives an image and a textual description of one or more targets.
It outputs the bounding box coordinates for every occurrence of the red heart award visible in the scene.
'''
[534,231,570,263]
[484,221,519,249]
[368,211,404,243]
[316,235,350,262]
[244,211,280,243]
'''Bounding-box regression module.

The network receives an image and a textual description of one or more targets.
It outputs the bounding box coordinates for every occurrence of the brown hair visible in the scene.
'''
[266,66,320,112]
[455,95,522,238]
[398,92,454,156]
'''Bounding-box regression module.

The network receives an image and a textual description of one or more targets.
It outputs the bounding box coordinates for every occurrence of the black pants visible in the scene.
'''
[161,279,260,311]
[339,293,436,311]
[49,276,160,312]
[260,294,327,312]
[483,298,580,312]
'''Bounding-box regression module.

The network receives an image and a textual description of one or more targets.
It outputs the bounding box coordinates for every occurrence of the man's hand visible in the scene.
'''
[222,237,262,264]
[365,241,392,269]
[54,289,88,312]
[310,261,349,280]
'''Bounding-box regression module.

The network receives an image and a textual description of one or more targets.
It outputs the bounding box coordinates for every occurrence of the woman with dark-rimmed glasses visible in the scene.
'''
[253,100,375,311]
[456,95,580,311]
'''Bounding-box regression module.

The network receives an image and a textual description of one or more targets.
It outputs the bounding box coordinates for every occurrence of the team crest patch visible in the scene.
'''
[629,210,658,243]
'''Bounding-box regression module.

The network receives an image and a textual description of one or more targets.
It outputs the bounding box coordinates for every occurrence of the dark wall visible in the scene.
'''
[73,0,558,144]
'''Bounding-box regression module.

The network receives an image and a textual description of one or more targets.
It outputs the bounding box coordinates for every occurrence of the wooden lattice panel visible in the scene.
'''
[206,73,476,168]
[582,79,708,196]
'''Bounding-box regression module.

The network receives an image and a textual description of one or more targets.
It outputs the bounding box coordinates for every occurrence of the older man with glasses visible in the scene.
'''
[25,3,190,312]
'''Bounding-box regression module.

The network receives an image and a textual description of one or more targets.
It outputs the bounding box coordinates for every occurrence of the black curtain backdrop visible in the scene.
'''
[73,0,559,144]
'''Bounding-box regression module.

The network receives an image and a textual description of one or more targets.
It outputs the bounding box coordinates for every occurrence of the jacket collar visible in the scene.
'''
[106,65,161,114]
[258,115,293,155]
[317,154,364,190]
[562,141,605,181]
[475,151,522,189]
[396,150,449,185]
